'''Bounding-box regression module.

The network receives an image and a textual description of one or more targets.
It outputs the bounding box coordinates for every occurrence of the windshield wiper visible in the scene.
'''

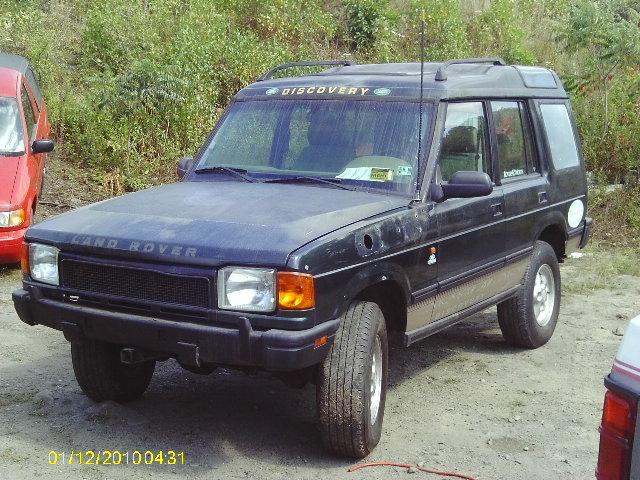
[194,166,257,183]
[264,175,355,191]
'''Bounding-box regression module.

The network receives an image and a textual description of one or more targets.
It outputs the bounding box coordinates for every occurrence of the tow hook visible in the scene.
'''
[120,347,156,365]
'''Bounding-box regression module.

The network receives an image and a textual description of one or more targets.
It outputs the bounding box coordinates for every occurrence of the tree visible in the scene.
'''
[559,0,640,133]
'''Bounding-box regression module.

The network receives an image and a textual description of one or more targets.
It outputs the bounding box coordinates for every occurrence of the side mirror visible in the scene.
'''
[432,170,493,202]
[32,139,54,154]
[177,156,195,180]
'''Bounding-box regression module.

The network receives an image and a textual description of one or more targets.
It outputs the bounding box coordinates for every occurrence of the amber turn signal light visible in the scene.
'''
[277,272,315,310]
[20,242,29,276]
[314,335,329,349]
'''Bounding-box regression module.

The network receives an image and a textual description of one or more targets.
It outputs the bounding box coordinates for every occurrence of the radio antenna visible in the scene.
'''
[415,19,425,197]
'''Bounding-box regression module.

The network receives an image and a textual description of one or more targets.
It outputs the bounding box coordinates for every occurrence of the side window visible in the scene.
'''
[539,103,580,169]
[438,102,489,182]
[25,68,44,110]
[21,85,37,143]
[492,101,527,179]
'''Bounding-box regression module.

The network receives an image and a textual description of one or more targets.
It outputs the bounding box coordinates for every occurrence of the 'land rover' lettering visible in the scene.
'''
[69,235,198,257]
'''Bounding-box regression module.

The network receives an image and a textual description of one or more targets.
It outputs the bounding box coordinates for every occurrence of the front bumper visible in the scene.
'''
[12,287,340,371]
[0,226,27,263]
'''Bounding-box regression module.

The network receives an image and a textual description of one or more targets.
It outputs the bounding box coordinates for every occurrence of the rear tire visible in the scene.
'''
[316,301,388,458]
[71,338,155,403]
[497,241,561,348]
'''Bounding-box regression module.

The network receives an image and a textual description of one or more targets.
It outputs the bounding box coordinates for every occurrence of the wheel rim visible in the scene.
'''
[533,264,555,327]
[369,336,383,426]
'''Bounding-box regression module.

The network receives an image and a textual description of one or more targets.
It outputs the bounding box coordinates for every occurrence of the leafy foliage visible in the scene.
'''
[1,0,638,211]
[558,0,640,183]
[343,0,396,56]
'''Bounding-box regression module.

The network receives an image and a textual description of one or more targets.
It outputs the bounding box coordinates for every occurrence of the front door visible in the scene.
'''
[431,101,506,322]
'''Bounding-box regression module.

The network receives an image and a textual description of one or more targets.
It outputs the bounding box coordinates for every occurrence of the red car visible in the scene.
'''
[0,53,53,263]
[596,314,640,480]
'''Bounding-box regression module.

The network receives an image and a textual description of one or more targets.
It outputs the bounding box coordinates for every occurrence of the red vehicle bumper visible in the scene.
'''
[0,227,27,263]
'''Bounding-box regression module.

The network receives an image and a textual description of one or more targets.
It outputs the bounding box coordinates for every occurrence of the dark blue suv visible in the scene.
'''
[13,59,591,458]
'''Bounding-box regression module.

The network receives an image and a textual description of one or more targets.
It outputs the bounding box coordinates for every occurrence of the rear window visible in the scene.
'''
[0,97,25,155]
[539,103,580,169]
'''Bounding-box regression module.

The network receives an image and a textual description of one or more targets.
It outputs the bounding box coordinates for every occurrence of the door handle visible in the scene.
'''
[491,203,503,217]
[538,191,548,204]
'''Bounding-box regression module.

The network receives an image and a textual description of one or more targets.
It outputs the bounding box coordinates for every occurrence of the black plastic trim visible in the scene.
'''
[580,216,592,249]
[257,60,356,82]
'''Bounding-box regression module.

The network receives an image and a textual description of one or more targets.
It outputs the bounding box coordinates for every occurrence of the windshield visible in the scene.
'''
[0,97,25,155]
[196,99,433,195]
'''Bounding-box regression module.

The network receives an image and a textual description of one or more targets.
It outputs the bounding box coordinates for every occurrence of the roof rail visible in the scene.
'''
[434,57,506,82]
[257,60,356,82]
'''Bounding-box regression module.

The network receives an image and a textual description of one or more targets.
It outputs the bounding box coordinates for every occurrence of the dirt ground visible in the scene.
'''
[1,157,639,479]
[1,249,639,480]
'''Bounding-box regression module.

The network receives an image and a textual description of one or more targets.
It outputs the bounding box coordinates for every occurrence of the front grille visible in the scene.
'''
[60,259,211,308]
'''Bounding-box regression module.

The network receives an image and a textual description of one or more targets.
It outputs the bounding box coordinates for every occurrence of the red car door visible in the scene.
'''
[19,82,44,204]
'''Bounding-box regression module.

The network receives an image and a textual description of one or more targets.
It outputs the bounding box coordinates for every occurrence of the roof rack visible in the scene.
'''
[257,60,356,82]
[434,57,506,82]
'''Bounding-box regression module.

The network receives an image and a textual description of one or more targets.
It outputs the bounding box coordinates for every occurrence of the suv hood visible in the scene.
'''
[26,181,408,266]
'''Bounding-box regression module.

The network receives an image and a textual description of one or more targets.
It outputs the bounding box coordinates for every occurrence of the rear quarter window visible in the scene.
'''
[539,103,581,170]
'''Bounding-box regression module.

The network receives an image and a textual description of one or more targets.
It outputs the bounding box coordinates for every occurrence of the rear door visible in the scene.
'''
[431,101,506,322]
[490,100,547,260]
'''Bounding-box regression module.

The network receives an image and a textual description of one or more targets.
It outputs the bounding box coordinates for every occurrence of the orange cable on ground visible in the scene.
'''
[348,461,478,480]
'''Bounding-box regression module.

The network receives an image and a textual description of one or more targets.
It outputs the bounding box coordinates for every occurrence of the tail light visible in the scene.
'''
[596,389,637,479]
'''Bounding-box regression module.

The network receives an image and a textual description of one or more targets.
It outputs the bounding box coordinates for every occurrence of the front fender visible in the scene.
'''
[316,260,412,322]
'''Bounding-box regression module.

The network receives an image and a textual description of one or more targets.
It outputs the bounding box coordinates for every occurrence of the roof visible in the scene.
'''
[238,60,568,101]
[0,67,19,96]
[0,53,31,75]
[0,53,44,109]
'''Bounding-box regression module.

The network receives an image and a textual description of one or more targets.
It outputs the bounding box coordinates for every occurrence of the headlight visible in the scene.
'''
[217,267,275,312]
[0,209,25,228]
[29,243,59,285]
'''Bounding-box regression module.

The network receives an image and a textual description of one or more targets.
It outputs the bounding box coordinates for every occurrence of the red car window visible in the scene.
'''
[21,84,37,142]
[0,97,25,154]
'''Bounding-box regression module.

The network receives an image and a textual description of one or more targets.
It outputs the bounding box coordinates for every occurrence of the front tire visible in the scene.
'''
[71,338,155,403]
[316,301,388,458]
[497,241,561,348]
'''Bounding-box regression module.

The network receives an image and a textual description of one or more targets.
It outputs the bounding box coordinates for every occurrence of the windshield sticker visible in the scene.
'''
[265,88,279,95]
[370,168,394,181]
[374,88,391,96]
[336,167,394,182]
[396,165,413,176]
[280,86,371,96]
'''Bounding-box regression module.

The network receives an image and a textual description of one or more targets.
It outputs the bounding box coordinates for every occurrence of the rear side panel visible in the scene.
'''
[529,99,588,245]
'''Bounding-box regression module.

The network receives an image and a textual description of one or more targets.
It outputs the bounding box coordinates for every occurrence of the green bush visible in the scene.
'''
[343,0,395,55]
[0,0,637,213]
[403,0,471,61]
[466,0,536,64]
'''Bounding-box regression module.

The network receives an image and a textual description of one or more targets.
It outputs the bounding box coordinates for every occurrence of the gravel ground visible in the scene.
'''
[0,252,638,480]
